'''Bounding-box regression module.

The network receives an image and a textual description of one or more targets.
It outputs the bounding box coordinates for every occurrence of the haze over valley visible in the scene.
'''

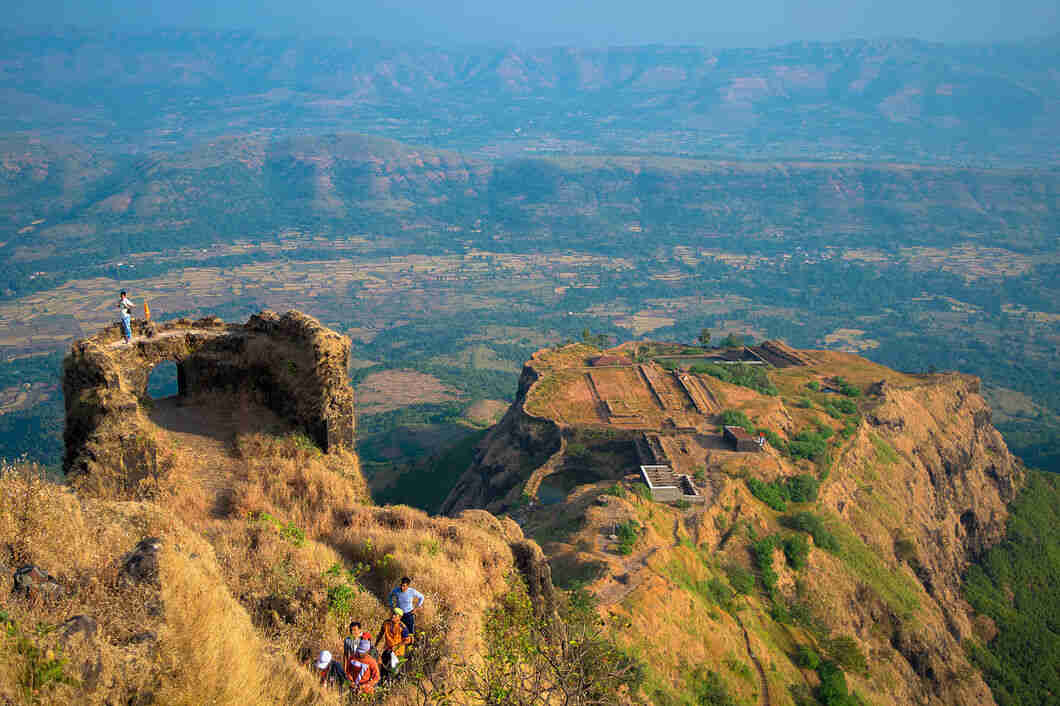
[0,14,1059,705]
[1,33,1058,475]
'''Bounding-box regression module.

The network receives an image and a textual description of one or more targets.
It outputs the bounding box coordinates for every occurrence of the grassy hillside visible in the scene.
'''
[464,343,1020,704]
[0,391,562,704]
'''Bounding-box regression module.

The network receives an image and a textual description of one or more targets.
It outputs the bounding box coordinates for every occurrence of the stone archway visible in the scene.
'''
[146,360,184,400]
[63,310,356,496]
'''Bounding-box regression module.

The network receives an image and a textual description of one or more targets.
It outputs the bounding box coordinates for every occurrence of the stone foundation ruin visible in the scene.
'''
[62,310,355,496]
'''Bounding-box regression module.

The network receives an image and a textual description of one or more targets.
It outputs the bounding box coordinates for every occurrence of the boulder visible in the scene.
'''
[12,565,63,599]
[122,537,163,583]
[61,614,98,639]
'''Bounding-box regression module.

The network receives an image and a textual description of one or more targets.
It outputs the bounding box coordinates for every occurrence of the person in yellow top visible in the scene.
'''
[376,607,413,677]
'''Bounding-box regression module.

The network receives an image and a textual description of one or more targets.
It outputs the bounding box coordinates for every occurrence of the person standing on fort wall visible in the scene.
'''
[119,290,135,344]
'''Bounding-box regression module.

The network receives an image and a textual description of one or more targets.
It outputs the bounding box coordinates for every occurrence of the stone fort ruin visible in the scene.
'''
[63,310,355,496]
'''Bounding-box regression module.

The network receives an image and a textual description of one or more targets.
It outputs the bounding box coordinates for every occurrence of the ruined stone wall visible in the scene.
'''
[62,310,356,496]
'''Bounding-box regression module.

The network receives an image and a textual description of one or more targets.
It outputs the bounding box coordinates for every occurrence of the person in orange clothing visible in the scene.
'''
[346,638,380,695]
[376,607,413,677]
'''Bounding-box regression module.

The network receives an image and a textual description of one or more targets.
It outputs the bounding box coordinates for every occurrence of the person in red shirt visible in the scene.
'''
[346,638,380,695]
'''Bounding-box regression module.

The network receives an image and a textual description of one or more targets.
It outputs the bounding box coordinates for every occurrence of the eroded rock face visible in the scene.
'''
[511,539,557,618]
[441,365,562,515]
[63,310,356,497]
[817,373,1021,705]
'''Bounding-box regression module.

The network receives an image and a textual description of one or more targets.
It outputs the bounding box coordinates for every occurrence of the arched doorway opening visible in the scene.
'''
[147,360,183,400]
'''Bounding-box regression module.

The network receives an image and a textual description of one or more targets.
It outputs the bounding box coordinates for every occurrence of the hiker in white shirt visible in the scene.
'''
[119,290,135,343]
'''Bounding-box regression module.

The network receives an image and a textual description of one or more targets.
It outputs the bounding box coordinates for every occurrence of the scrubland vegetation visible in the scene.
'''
[962,471,1060,706]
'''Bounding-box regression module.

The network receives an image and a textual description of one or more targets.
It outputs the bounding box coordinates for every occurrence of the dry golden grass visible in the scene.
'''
[155,548,323,706]
[0,460,339,706]
[0,378,542,705]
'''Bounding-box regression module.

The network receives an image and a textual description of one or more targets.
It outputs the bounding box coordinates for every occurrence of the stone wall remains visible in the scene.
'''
[62,310,355,496]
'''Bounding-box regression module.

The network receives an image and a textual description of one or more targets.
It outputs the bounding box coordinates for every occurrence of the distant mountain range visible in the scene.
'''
[3,132,1058,297]
[0,30,1058,164]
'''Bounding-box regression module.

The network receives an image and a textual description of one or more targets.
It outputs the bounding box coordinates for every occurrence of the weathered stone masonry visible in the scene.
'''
[63,310,355,496]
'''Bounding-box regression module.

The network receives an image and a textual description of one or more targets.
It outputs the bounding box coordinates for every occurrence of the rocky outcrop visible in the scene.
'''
[828,375,1019,623]
[451,342,1029,705]
[62,310,356,497]
[12,565,63,600]
[122,538,163,584]
[441,364,562,515]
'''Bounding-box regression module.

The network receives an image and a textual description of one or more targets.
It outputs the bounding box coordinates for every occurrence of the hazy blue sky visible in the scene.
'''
[7,0,1059,47]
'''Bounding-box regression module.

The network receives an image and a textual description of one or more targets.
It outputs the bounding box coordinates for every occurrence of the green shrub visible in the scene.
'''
[770,601,793,624]
[477,575,646,703]
[289,431,320,454]
[1,616,77,699]
[833,397,859,414]
[788,426,833,462]
[759,429,787,453]
[786,474,819,503]
[747,478,787,511]
[833,377,862,398]
[807,380,821,391]
[725,565,755,595]
[747,474,818,511]
[615,520,641,555]
[795,397,812,408]
[782,512,841,553]
[821,401,844,419]
[822,396,860,420]
[796,645,821,670]
[826,636,869,676]
[327,583,358,617]
[719,409,755,432]
[723,655,755,683]
[688,667,739,706]
[697,362,778,396]
[783,534,811,570]
[816,661,850,705]
[752,536,779,591]
[963,471,1060,706]
[602,483,626,498]
[870,433,901,465]
[706,578,734,606]
[252,512,305,547]
[279,521,306,546]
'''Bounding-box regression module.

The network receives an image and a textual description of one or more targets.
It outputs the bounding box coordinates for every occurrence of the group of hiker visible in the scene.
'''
[313,577,426,696]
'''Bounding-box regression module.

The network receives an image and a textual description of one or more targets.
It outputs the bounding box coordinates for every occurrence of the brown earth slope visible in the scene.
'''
[444,342,1021,705]
[0,313,555,705]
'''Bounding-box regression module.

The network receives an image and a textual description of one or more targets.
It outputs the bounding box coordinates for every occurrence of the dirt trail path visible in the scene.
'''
[733,611,772,706]
[583,373,611,423]
[146,397,278,514]
[594,546,658,606]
